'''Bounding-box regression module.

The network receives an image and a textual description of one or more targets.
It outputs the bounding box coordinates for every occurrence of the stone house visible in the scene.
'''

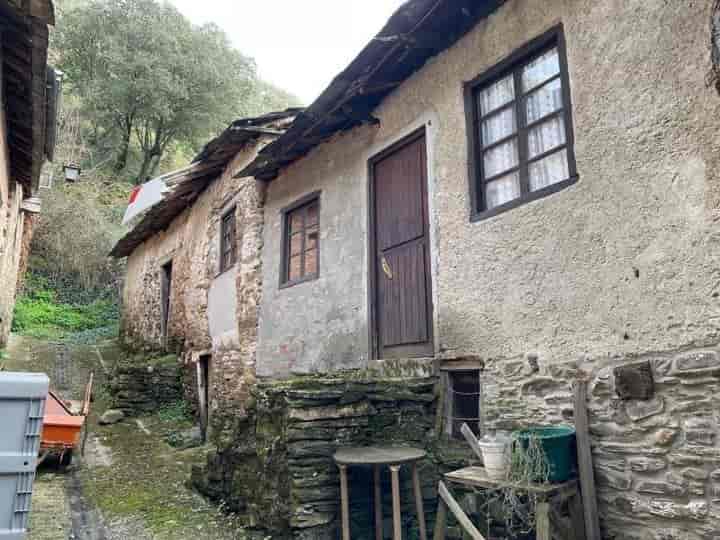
[113,0,720,538]
[0,0,57,346]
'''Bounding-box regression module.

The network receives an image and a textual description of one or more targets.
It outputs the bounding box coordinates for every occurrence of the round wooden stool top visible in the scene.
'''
[333,446,426,466]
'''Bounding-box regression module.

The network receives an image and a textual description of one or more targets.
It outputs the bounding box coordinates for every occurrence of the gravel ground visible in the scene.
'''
[5,335,248,540]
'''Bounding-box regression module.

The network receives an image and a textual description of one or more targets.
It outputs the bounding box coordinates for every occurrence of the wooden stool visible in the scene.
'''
[333,446,428,540]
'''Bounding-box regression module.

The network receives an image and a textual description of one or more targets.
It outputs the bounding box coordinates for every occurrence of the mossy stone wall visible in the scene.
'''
[108,353,183,414]
[192,372,474,539]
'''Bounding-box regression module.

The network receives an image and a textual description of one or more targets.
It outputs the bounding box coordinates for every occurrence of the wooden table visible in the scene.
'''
[334,446,428,540]
[435,466,585,540]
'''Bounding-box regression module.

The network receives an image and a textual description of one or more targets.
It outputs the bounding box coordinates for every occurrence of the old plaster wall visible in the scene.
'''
[0,101,25,347]
[258,126,378,377]
[260,0,720,377]
[254,0,720,537]
[120,143,268,428]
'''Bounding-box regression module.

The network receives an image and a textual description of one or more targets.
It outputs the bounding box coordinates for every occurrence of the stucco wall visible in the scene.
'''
[258,0,720,372]
[258,127,379,377]
[253,1,720,537]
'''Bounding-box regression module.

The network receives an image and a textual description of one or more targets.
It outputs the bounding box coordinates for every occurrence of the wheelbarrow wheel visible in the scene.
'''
[60,449,73,468]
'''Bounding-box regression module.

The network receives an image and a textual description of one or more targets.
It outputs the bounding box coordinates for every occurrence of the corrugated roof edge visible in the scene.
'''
[237,0,505,181]
[109,108,302,258]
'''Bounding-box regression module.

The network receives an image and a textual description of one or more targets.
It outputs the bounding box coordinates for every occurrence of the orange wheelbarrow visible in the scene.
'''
[38,373,93,468]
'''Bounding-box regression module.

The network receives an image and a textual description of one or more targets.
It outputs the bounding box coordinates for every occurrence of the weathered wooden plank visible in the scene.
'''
[412,464,428,540]
[460,423,484,462]
[437,481,485,540]
[390,465,402,540]
[536,502,550,540]
[432,497,447,540]
[569,493,587,540]
[338,464,350,540]
[549,505,571,540]
[374,465,383,540]
[574,381,601,540]
[444,466,578,496]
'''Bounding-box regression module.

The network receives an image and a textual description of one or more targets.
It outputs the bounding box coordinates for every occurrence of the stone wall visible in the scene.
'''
[120,141,270,430]
[480,346,720,540]
[108,352,183,415]
[193,369,475,540]
[0,181,25,347]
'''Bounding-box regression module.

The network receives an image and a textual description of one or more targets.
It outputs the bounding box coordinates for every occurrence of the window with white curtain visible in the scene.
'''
[466,26,577,219]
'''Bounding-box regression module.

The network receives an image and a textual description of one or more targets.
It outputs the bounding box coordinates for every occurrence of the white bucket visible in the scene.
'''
[479,439,508,480]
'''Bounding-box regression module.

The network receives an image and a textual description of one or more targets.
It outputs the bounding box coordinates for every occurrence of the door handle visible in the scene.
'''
[381,256,393,280]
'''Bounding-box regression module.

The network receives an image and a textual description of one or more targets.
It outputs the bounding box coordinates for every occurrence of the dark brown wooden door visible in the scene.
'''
[371,132,433,358]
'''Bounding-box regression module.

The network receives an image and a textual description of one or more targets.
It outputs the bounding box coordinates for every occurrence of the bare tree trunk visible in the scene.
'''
[135,151,155,185]
[114,125,132,173]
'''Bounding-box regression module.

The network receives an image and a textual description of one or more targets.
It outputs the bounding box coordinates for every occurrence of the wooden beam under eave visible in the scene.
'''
[29,0,55,25]
[28,18,48,189]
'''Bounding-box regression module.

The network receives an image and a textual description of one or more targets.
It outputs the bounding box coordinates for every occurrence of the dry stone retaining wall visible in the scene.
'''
[193,371,474,540]
[108,353,183,415]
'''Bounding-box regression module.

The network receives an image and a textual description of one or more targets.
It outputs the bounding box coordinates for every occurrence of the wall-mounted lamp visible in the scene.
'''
[63,163,81,182]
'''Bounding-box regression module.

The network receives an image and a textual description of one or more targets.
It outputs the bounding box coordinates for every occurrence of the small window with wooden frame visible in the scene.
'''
[442,369,482,440]
[219,207,237,274]
[280,192,320,287]
[465,25,577,221]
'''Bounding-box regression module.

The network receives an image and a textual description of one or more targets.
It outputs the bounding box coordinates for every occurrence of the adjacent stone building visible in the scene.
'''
[113,0,720,538]
[0,0,56,346]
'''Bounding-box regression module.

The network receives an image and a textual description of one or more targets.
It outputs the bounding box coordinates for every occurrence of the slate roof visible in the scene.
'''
[237,0,505,181]
[109,108,301,258]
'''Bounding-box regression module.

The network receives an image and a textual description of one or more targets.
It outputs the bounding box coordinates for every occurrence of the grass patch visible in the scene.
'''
[12,286,118,340]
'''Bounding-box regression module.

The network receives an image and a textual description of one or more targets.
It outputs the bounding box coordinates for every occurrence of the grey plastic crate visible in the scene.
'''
[0,372,49,540]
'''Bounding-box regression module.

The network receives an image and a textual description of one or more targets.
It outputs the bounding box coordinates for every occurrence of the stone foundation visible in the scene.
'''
[108,352,183,415]
[480,345,720,540]
[192,371,474,539]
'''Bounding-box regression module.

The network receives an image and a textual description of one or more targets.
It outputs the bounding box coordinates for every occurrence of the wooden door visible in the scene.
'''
[197,355,210,442]
[371,131,434,358]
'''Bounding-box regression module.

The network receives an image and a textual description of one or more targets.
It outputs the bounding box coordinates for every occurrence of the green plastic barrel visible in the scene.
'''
[513,426,576,483]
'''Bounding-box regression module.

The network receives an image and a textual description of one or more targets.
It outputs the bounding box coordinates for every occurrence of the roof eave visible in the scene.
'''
[238,0,505,181]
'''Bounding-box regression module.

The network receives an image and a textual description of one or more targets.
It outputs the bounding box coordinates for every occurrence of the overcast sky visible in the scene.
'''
[168,0,407,105]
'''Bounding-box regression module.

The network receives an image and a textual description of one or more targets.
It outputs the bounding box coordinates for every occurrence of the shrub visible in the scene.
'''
[12,278,119,339]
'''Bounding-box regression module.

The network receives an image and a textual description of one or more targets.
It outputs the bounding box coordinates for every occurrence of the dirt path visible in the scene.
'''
[4,334,247,540]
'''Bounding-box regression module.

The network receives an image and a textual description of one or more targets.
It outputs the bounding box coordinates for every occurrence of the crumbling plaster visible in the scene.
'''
[259,0,720,374]
[121,143,269,423]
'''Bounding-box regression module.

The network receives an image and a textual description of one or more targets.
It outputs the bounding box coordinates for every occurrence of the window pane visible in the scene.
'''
[481,106,516,147]
[306,202,319,226]
[485,172,520,209]
[529,149,569,191]
[305,227,318,250]
[290,232,303,256]
[522,48,560,92]
[528,116,566,158]
[289,255,302,281]
[305,248,318,276]
[478,75,514,115]
[525,78,563,124]
[289,210,303,233]
[483,138,518,178]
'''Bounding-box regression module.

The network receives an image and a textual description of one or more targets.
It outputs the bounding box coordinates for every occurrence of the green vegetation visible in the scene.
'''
[12,273,118,340]
[54,0,301,184]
